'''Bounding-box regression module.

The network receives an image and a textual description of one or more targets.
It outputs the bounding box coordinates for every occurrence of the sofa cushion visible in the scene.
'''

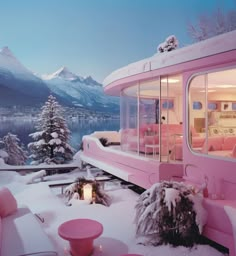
[222,136,236,150]
[202,136,224,152]
[232,144,236,158]
[0,187,17,217]
[1,207,57,256]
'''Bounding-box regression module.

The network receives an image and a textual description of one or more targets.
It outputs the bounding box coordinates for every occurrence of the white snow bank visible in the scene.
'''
[0,170,226,256]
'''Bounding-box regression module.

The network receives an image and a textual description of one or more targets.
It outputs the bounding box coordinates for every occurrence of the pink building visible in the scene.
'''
[81,31,236,255]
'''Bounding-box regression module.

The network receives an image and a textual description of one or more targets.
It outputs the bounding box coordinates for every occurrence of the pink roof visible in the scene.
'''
[103,30,236,88]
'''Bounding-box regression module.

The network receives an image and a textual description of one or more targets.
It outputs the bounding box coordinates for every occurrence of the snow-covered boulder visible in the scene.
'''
[158,35,178,53]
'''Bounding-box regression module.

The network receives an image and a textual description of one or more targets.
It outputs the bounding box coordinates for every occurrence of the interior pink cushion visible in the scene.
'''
[232,144,236,158]
[0,187,17,217]
[222,136,236,150]
[202,136,224,152]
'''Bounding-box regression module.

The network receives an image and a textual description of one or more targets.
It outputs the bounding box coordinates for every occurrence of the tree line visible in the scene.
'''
[0,95,75,166]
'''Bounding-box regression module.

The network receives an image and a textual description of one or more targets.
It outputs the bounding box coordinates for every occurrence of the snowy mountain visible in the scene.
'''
[42,66,81,81]
[43,67,119,113]
[0,47,119,113]
[0,47,50,106]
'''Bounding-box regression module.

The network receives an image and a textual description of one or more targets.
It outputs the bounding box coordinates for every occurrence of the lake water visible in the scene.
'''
[0,117,120,153]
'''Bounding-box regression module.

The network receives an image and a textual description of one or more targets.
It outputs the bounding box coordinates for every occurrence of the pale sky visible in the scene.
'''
[0,0,235,82]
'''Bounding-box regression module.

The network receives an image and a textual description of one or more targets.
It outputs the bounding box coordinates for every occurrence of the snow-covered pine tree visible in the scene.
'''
[28,95,75,165]
[3,132,28,165]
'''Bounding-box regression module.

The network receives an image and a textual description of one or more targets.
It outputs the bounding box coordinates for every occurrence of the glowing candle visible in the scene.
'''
[99,244,103,252]
[83,183,93,201]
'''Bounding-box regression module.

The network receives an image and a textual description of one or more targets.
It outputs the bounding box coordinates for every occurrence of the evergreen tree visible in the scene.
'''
[0,138,9,163]
[3,133,27,165]
[28,95,75,164]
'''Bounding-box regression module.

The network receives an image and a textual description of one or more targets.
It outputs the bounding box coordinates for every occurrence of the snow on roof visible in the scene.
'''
[103,30,236,87]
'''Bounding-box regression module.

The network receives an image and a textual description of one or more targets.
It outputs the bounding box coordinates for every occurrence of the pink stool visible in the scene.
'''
[58,218,103,256]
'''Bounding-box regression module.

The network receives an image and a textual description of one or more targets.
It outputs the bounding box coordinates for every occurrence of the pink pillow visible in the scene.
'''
[0,187,17,217]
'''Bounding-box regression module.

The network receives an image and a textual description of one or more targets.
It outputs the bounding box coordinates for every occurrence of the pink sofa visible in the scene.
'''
[0,187,57,256]
[122,124,183,155]
[202,136,236,157]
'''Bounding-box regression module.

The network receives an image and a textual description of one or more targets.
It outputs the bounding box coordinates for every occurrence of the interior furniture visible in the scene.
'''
[145,144,159,157]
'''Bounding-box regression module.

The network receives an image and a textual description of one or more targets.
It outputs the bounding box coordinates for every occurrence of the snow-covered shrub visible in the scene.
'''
[134,181,207,247]
[158,35,178,53]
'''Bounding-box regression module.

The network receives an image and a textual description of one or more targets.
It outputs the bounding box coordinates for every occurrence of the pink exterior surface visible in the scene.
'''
[0,187,17,218]
[81,135,183,188]
[58,218,103,256]
[101,48,236,198]
[95,34,236,254]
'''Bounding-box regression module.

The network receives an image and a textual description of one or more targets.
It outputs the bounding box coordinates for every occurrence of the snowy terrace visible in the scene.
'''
[0,169,229,256]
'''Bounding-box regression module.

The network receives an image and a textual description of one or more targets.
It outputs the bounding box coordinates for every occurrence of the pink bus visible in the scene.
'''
[81,30,236,255]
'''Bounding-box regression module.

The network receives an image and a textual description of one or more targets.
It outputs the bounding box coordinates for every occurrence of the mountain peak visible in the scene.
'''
[83,75,101,86]
[42,66,79,81]
[57,66,69,74]
[53,66,78,81]
[0,46,16,58]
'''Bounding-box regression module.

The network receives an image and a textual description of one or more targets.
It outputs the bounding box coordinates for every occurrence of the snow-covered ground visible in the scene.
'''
[0,169,227,256]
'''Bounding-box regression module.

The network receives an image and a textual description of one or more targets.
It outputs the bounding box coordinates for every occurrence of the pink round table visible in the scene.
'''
[58,218,103,256]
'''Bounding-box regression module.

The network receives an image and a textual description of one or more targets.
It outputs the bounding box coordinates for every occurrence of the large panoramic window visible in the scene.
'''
[188,67,236,160]
[120,74,183,162]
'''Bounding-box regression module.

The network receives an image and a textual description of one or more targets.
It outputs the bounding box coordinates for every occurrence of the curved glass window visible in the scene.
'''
[120,74,183,162]
[188,67,236,159]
